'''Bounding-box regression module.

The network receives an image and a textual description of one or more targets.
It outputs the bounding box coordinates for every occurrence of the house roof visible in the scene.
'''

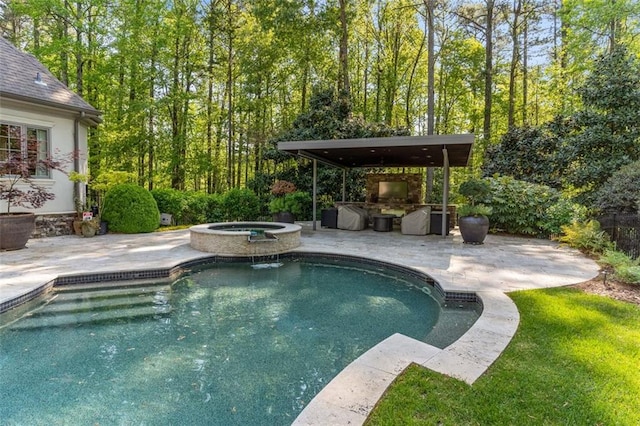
[277,134,474,168]
[0,37,101,126]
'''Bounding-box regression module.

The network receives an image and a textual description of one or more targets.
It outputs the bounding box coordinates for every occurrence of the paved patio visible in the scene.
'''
[0,224,600,424]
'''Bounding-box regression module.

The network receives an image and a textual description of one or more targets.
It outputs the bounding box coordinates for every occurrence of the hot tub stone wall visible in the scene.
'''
[190,222,301,256]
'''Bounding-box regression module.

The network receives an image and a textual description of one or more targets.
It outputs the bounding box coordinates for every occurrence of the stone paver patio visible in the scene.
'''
[0,223,600,424]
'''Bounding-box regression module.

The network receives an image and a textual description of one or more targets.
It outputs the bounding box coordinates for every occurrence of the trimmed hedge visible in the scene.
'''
[102,184,160,233]
[150,188,183,220]
[222,188,260,221]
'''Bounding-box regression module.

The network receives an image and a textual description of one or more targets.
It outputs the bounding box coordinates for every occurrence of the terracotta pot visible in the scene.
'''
[0,212,36,251]
[458,215,489,245]
[73,219,84,236]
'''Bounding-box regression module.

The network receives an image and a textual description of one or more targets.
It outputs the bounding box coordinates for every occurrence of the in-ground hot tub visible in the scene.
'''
[190,222,302,256]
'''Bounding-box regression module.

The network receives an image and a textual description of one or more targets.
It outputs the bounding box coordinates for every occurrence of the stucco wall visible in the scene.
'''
[0,100,89,215]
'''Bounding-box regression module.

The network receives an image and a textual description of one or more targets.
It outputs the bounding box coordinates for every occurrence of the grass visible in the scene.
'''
[366,287,640,425]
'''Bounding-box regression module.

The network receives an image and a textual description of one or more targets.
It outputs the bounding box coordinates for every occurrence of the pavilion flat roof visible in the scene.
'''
[277,134,474,168]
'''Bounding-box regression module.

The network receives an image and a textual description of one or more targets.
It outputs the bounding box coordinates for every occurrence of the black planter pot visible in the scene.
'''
[0,212,35,250]
[458,215,489,245]
[272,212,295,223]
[98,221,108,235]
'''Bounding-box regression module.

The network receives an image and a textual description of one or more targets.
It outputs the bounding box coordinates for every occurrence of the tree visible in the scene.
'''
[454,0,499,157]
[482,118,564,188]
[561,45,640,203]
[595,160,640,214]
[263,87,409,202]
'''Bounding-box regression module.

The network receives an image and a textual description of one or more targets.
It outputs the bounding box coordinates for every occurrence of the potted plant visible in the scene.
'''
[457,178,492,244]
[68,171,90,235]
[269,190,311,223]
[89,171,135,234]
[0,140,71,250]
[80,217,100,237]
[269,180,297,223]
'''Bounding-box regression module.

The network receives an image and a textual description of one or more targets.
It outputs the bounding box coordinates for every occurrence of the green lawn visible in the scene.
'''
[366,287,640,425]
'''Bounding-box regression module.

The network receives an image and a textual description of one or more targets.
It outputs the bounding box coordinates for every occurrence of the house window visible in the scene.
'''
[0,122,51,178]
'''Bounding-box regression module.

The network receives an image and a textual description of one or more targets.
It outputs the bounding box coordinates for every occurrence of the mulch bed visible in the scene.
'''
[573,273,640,307]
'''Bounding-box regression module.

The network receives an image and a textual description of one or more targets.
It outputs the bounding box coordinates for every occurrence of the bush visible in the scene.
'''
[484,176,565,236]
[542,197,588,236]
[557,220,613,254]
[151,188,184,219]
[269,191,312,217]
[222,188,260,221]
[180,192,209,225]
[102,184,160,233]
[595,160,640,214]
[457,204,492,217]
[205,193,226,223]
[459,178,491,205]
[600,249,640,284]
[151,189,228,225]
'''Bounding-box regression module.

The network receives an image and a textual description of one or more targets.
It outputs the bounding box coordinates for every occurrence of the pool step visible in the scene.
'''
[8,282,172,330]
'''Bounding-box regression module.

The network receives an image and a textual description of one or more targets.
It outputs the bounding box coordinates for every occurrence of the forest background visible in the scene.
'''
[1,0,639,208]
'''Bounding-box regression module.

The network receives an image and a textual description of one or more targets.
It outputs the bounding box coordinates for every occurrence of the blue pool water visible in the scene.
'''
[0,258,479,425]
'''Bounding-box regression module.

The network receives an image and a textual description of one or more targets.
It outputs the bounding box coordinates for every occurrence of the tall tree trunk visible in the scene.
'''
[508,0,522,128]
[608,0,618,52]
[226,0,235,189]
[425,0,435,202]
[75,1,83,97]
[60,1,69,86]
[363,40,369,120]
[338,0,350,96]
[206,2,217,193]
[522,3,528,126]
[483,0,495,148]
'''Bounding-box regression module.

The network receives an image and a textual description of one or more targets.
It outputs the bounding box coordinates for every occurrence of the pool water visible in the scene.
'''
[0,259,478,425]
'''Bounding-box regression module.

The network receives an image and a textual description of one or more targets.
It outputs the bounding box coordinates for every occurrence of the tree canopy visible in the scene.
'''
[484,46,640,205]
[1,0,639,207]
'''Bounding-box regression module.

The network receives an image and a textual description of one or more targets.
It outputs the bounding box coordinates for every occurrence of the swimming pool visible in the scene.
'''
[0,257,479,425]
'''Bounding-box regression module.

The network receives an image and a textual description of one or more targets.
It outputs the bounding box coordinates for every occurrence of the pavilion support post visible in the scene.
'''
[313,159,317,231]
[442,146,450,237]
[342,169,346,202]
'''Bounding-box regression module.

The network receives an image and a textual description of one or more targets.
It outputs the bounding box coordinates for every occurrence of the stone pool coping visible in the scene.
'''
[0,226,600,424]
[292,290,517,424]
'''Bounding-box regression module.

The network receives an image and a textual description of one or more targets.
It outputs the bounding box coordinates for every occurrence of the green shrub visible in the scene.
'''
[459,178,491,205]
[617,265,640,284]
[222,188,260,221]
[600,249,640,284]
[595,160,640,214]
[457,204,492,217]
[557,220,613,254]
[180,192,209,225]
[600,249,633,269]
[151,188,184,219]
[269,191,312,217]
[484,175,570,237]
[542,197,588,236]
[205,193,225,223]
[102,184,160,233]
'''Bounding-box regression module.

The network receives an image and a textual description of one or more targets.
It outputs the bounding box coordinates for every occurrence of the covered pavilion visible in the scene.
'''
[277,134,474,236]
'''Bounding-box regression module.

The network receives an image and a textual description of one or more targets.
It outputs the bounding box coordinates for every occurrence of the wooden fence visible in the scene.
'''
[597,213,640,259]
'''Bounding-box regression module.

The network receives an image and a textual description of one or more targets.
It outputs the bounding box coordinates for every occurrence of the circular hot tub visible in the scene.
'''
[190,222,302,256]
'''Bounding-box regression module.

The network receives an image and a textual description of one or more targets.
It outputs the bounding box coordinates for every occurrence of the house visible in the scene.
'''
[0,37,101,236]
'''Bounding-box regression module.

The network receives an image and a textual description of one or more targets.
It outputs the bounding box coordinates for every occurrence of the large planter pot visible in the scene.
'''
[0,212,36,250]
[272,212,295,223]
[72,219,83,236]
[458,215,489,245]
[81,221,98,237]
